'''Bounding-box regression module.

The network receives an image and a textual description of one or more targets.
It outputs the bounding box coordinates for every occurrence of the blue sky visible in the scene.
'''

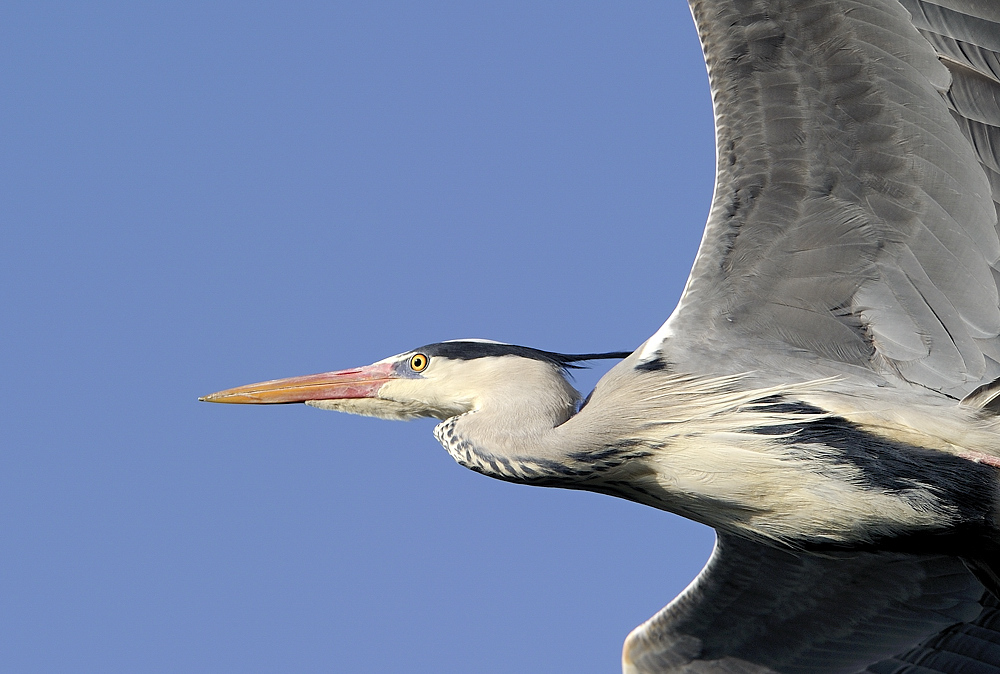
[2,2,718,672]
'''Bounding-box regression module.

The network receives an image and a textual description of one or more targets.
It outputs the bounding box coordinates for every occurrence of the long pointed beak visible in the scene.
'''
[199,362,397,404]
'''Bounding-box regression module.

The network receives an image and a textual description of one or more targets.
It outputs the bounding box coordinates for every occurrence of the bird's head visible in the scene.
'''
[200,340,632,422]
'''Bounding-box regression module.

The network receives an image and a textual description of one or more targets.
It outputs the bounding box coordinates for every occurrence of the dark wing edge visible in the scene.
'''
[622,533,997,674]
[642,0,1000,399]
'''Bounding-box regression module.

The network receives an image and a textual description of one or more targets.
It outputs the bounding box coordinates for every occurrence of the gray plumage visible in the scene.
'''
[624,535,992,674]
[202,1,1000,672]
[649,0,1000,399]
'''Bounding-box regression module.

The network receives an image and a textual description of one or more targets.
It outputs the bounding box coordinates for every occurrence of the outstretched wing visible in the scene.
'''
[623,533,998,674]
[643,0,1000,399]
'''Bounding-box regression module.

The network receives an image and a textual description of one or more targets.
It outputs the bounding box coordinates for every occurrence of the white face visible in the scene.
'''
[307,350,579,423]
[307,352,476,421]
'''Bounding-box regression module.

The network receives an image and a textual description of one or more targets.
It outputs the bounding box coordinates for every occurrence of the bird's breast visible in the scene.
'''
[607,411,1000,552]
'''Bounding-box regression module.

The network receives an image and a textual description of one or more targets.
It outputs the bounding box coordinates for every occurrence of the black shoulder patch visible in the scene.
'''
[964,376,1000,415]
[635,357,669,372]
[754,410,999,538]
[416,341,631,369]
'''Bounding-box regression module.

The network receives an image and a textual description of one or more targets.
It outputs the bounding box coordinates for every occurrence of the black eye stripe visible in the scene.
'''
[413,341,631,368]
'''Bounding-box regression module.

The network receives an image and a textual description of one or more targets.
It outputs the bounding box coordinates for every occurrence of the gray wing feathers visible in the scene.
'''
[903,0,1000,243]
[622,534,988,674]
[864,595,1000,672]
[655,0,1000,398]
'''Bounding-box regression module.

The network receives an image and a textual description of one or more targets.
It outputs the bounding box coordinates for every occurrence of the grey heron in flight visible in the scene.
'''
[203,0,1000,671]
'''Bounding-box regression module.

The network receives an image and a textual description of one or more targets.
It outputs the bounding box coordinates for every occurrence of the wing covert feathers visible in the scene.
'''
[648,0,1000,399]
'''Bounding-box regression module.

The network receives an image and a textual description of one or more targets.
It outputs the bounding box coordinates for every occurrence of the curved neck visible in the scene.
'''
[432,369,589,483]
[432,375,649,486]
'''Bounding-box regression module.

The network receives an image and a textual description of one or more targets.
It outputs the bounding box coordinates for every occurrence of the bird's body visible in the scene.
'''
[203,0,1000,671]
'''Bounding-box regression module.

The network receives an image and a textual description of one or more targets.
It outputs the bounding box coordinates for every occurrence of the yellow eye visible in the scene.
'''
[410,353,428,372]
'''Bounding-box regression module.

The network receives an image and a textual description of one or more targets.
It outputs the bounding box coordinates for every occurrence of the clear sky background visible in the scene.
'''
[2,2,719,672]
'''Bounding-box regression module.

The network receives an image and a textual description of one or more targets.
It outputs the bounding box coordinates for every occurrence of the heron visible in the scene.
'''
[202,0,1000,672]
